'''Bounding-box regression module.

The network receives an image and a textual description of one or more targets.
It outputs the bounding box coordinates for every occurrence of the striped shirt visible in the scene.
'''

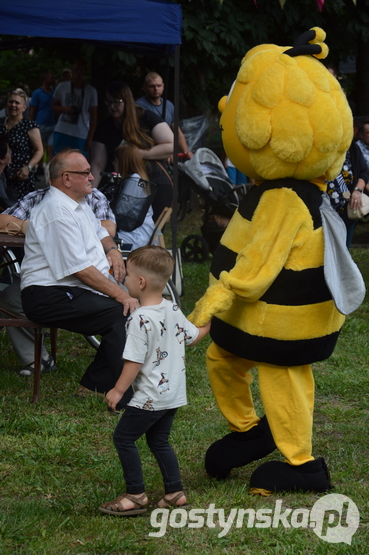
[3,187,115,224]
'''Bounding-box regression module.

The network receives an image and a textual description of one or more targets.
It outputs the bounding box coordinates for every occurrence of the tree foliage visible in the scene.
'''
[0,44,75,96]
[1,0,369,115]
[176,0,369,115]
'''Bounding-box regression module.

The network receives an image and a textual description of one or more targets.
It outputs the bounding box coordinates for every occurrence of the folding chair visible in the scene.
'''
[149,206,173,247]
[149,207,184,298]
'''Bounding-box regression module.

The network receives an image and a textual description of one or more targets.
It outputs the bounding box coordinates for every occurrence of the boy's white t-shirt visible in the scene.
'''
[123,299,199,411]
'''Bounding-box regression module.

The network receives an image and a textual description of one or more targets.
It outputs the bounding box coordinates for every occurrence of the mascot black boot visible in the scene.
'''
[205,416,276,479]
[249,457,332,495]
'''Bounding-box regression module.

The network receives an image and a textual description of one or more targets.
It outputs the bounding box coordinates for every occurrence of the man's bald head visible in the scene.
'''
[47,149,93,202]
[143,72,163,86]
[143,73,164,103]
[48,149,83,182]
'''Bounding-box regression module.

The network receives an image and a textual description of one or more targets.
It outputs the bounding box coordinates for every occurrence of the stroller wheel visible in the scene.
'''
[181,234,209,263]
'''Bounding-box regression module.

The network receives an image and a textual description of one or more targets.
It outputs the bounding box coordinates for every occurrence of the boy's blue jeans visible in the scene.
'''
[113,405,182,495]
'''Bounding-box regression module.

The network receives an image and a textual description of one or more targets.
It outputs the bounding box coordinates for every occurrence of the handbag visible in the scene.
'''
[0,214,27,235]
[347,193,369,219]
[110,175,157,232]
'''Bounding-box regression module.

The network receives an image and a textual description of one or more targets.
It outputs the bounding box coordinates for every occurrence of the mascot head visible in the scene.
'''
[218,28,353,182]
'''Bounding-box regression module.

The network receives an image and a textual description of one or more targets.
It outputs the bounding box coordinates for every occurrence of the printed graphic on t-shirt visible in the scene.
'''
[153,347,168,366]
[174,323,193,344]
[139,314,150,330]
[157,372,170,394]
[142,398,155,411]
[60,92,83,124]
[159,320,166,336]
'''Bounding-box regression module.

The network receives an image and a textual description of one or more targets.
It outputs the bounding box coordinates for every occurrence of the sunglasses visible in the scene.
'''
[10,90,27,99]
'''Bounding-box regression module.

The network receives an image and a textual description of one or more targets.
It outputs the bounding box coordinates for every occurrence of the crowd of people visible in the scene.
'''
[0,60,197,376]
[0,61,195,212]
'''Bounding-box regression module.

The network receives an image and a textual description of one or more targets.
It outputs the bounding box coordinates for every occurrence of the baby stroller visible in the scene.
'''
[179,148,248,262]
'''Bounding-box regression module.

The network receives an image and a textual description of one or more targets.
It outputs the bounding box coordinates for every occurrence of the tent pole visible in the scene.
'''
[171,43,180,290]
[162,45,171,122]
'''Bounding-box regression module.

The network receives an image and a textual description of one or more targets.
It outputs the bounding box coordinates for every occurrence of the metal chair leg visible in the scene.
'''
[32,328,44,403]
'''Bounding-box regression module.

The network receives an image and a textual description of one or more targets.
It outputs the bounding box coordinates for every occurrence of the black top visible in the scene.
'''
[93,110,163,172]
[93,109,173,221]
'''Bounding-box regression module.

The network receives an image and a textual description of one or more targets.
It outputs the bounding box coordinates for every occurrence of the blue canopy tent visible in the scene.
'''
[0,0,181,51]
[0,0,183,284]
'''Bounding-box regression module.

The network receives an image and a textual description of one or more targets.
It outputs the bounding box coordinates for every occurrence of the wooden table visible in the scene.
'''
[0,233,25,248]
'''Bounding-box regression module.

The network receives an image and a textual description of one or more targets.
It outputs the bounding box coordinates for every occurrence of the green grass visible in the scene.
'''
[0,206,369,554]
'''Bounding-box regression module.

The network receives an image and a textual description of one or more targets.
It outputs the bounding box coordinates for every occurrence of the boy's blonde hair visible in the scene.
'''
[127,246,174,283]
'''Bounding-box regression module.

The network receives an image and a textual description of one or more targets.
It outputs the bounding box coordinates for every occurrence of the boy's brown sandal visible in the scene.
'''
[99,493,148,516]
[157,491,191,509]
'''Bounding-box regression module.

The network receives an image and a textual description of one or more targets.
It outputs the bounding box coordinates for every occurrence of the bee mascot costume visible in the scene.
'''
[189,28,365,494]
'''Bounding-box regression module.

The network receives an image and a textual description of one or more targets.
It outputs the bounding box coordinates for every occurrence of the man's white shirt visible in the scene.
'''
[21,186,109,293]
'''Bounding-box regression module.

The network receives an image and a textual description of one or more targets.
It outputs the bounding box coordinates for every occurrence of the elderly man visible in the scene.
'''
[136,72,193,159]
[20,149,138,405]
[0,171,116,376]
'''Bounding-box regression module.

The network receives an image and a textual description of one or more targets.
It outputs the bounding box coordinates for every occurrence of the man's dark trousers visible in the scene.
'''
[21,285,131,405]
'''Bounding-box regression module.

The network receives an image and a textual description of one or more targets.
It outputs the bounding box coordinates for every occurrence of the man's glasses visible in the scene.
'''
[105,99,123,107]
[62,170,92,177]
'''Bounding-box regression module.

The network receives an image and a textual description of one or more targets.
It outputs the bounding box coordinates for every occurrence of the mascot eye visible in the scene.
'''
[226,80,236,102]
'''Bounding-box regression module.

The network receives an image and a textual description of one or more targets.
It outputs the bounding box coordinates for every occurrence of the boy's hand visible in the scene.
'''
[105,388,123,411]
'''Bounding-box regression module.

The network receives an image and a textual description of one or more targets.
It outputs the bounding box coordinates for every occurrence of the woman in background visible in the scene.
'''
[0,89,43,199]
[91,82,173,222]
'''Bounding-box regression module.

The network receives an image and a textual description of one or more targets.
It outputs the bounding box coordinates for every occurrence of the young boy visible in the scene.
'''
[99,246,210,516]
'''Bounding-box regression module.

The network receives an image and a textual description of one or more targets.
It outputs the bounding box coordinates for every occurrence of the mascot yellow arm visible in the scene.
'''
[189,188,309,327]
[189,281,236,327]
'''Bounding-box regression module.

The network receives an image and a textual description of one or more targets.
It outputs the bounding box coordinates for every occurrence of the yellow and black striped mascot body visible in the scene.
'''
[210,179,345,367]
[189,29,353,494]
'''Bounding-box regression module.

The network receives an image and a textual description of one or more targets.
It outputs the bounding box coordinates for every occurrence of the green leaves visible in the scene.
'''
[0,0,368,115]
